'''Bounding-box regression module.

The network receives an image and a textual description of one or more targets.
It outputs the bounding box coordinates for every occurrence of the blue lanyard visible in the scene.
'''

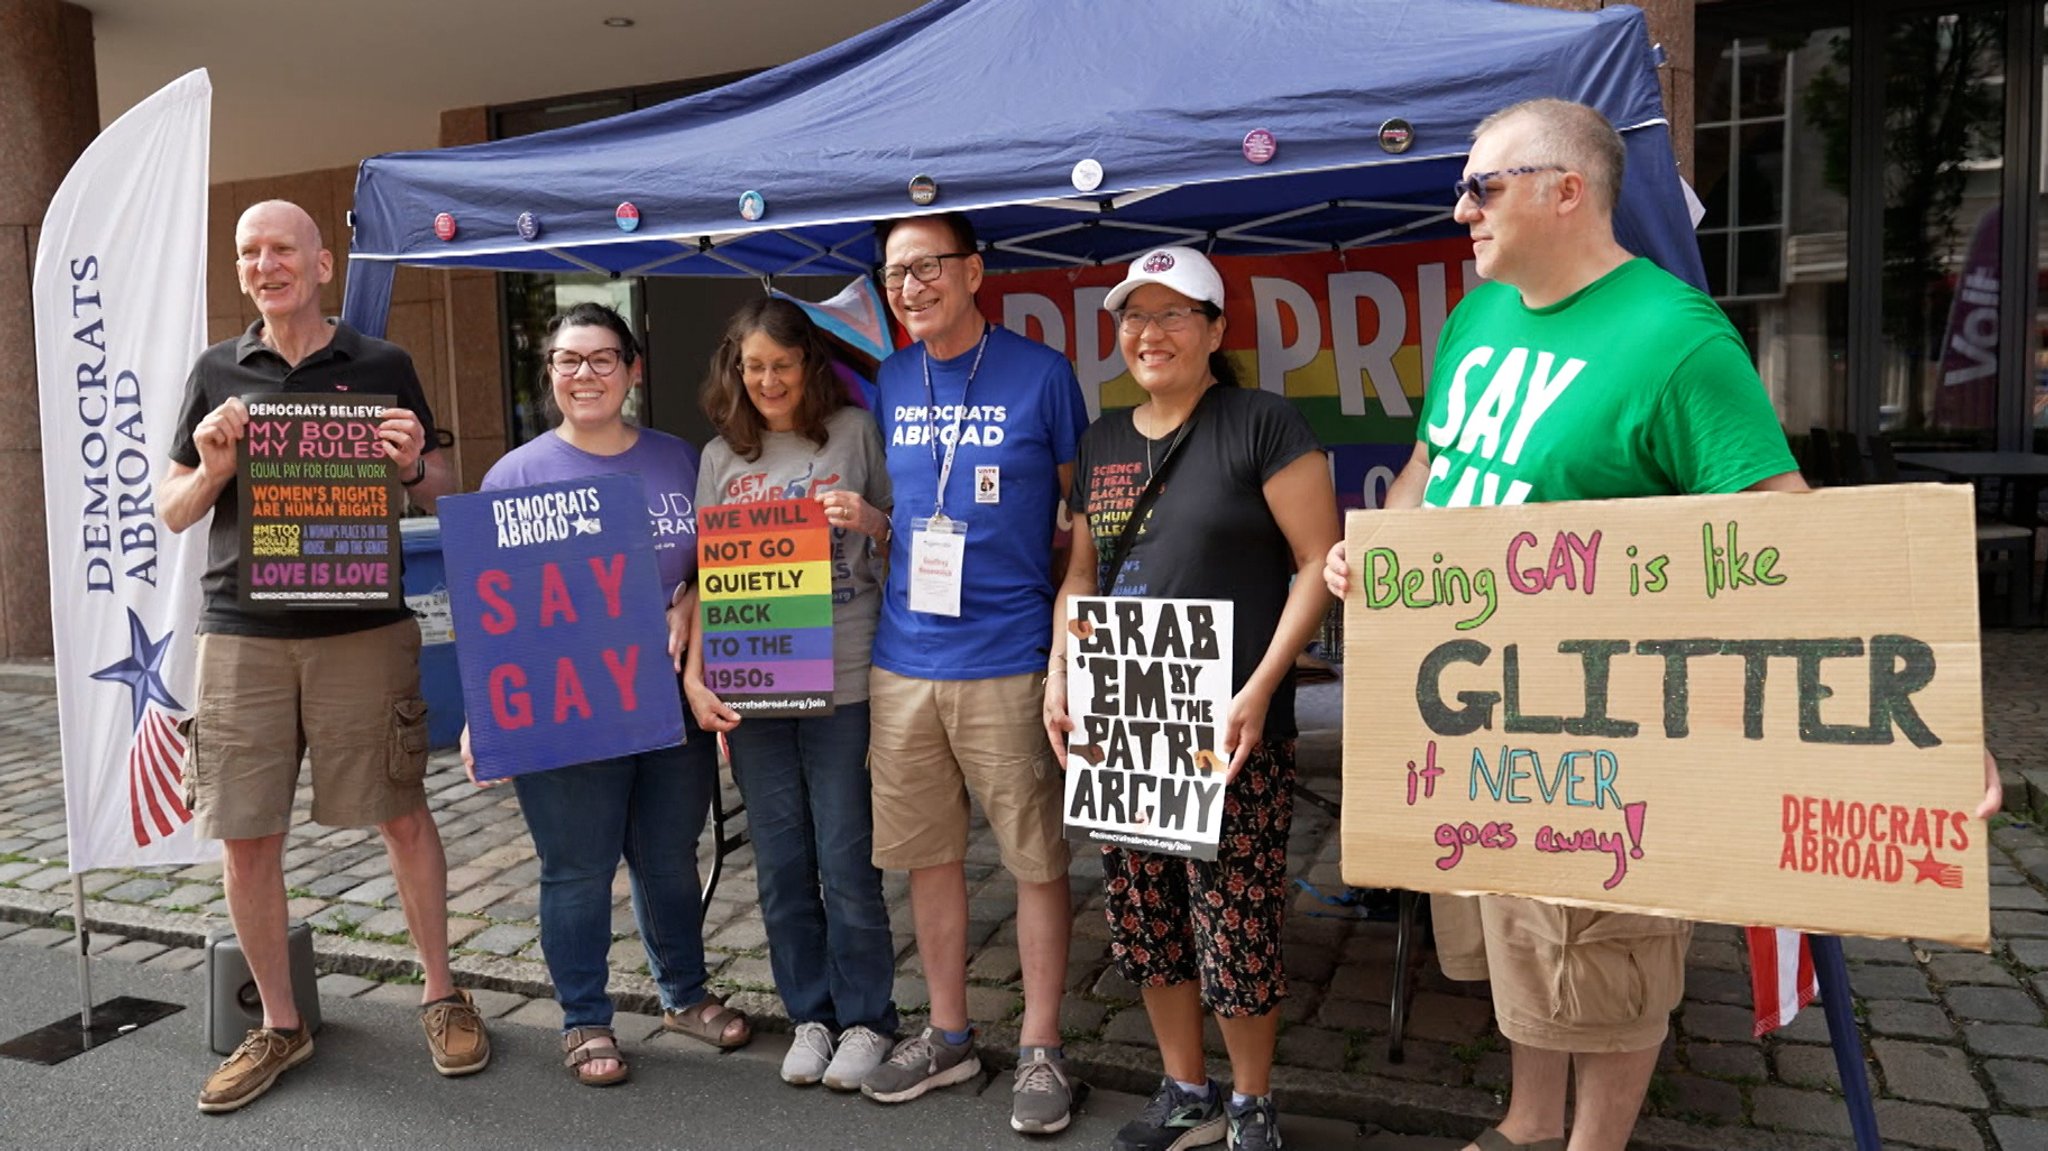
[921,324,990,518]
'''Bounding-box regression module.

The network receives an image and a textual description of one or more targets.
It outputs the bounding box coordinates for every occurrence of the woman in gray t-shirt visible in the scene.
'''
[685,298,900,1089]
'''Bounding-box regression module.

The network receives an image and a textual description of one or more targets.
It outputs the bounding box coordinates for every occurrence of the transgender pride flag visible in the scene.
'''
[1748,927,1819,1036]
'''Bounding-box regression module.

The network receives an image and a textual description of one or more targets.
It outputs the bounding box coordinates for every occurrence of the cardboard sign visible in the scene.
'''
[697,498,834,716]
[437,474,684,780]
[1340,485,1990,948]
[236,393,401,609]
[1061,596,1235,860]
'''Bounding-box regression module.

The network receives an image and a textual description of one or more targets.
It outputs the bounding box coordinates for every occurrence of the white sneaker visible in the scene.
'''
[781,1021,835,1086]
[822,1025,892,1092]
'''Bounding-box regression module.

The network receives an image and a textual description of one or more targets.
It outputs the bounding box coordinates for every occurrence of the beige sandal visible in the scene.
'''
[562,1026,629,1086]
[661,994,753,1050]
[1473,1129,1564,1151]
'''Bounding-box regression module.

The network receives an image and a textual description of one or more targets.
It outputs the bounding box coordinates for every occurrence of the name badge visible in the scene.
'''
[908,514,967,617]
[975,465,1000,504]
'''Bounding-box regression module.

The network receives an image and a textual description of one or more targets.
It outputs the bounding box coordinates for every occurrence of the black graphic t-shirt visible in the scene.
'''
[1069,386,1322,739]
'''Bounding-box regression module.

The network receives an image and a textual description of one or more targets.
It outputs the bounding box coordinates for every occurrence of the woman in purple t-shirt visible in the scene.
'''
[460,303,750,1086]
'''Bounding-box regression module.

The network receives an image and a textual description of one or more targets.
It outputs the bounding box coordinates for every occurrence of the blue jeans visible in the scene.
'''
[726,701,898,1034]
[512,722,714,1031]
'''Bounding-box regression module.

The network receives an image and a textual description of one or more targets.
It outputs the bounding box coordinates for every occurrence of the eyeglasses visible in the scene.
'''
[878,251,975,290]
[1452,165,1567,210]
[1115,306,1208,335]
[548,348,626,377]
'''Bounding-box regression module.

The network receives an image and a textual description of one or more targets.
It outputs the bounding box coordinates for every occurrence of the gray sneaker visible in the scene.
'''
[1226,1094,1283,1151]
[780,1021,835,1086]
[1115,1077,1224,1151]
[859,1026,982,1103]
[823,1025,892,1092]
[1011,1046,1075,1134]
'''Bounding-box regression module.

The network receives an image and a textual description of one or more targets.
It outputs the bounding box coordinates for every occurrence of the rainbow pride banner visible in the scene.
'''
[698,497,834,717]
[979,238,1479,510]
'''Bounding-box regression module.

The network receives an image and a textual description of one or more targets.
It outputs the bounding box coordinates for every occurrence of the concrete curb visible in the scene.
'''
[0,661,56,697]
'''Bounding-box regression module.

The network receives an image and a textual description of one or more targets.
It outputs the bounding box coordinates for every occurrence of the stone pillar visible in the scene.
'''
[0,0,97,659]
[1507,0,1697,177]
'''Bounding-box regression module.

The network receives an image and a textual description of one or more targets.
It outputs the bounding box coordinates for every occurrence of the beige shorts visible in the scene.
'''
[183,619,431,840]
[1434,893,1690,1053]
[867,668,1069,884]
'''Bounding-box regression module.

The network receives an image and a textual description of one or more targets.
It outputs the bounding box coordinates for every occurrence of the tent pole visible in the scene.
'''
[72,873,93,1032]
[1813,935,1881,1151]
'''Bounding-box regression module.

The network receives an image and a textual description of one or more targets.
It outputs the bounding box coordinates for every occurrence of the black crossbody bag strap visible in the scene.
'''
[1097,405,1203,597]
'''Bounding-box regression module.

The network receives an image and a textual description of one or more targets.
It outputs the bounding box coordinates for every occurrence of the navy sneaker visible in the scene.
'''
[1113,1076,1225,1151]
[1226,1094,1283,1150]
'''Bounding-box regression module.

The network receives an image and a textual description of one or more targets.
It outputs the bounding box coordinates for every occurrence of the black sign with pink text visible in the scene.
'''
[236,393,402,610]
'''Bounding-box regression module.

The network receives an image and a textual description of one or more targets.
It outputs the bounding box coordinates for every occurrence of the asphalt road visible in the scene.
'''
[0,941,1458,1150]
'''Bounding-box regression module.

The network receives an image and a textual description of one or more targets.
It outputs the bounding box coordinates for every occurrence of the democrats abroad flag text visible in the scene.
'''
[35,70,216,872]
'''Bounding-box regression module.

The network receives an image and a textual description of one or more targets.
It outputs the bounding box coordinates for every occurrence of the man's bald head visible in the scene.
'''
[237,200,323,251]
[234,200,332,326]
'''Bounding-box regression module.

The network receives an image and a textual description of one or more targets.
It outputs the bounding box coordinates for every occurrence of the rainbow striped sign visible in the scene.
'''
[697,497,835,716]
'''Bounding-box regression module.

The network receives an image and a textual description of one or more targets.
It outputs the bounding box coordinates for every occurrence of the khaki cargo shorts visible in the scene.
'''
[1433,892,1690,1053]
[867,668,1069,884]
[183,619,431,840]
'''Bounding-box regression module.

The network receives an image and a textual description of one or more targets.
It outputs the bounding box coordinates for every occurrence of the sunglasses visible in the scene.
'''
[1452,165,1568,210]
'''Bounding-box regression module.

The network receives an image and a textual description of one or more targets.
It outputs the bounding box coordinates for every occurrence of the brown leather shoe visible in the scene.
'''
[421,990,491,1076]
[197,1027,313,1113]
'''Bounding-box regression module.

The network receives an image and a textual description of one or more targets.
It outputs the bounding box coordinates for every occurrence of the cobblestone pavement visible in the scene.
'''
[2,629,2046,1149]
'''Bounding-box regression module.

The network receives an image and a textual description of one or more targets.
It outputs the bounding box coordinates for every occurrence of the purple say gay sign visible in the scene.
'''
[437,473,683,781]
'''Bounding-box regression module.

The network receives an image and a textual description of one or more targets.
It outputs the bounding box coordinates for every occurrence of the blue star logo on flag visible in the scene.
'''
[92,608,183,730]
[90,609,195,845]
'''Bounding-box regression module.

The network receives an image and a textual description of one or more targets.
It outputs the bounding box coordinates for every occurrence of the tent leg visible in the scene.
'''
[1812,935,1880,1151]
[72,874,92,1033]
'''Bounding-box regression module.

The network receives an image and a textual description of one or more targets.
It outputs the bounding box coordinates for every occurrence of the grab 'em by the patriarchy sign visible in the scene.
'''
[437,473,683,780]
[236,394,401,609]
[1340,484,1989,949]
[1062,596,1234,860]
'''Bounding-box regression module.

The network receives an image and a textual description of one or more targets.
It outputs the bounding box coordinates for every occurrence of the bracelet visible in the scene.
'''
[400,456,428,487]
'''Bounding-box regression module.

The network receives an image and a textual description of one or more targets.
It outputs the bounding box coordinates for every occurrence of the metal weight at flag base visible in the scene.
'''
[0,878,183,1066]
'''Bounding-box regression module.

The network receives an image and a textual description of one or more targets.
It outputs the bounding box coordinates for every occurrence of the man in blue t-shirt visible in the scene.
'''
[858,212,1088,1135]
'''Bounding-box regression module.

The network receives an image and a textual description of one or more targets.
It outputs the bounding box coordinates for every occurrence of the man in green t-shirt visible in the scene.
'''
[1323,99,2001,1151]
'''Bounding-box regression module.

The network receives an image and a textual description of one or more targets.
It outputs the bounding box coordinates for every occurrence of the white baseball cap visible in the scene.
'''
[1103,246,1225,312]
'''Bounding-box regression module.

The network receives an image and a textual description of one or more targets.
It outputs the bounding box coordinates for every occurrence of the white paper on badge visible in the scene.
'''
[909,514,967,617]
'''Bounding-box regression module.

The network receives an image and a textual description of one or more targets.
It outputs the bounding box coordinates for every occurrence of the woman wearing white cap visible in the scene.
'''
[1043,246,1338,1151]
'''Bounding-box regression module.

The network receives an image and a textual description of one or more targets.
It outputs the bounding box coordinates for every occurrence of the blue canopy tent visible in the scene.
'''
[341,0,1701,334]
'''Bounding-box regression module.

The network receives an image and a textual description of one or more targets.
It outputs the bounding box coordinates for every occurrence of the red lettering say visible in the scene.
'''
[539,563,578,627]
[477,570,515,635]
[588,553,626,618]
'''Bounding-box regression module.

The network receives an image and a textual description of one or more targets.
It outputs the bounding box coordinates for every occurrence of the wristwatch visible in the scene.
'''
[401,456,428,487]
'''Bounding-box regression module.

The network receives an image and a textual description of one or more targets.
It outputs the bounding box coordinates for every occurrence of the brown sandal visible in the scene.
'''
[661,994,753,1050]
[562,1026,629,1086]
[1473,1129,1564,1151]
